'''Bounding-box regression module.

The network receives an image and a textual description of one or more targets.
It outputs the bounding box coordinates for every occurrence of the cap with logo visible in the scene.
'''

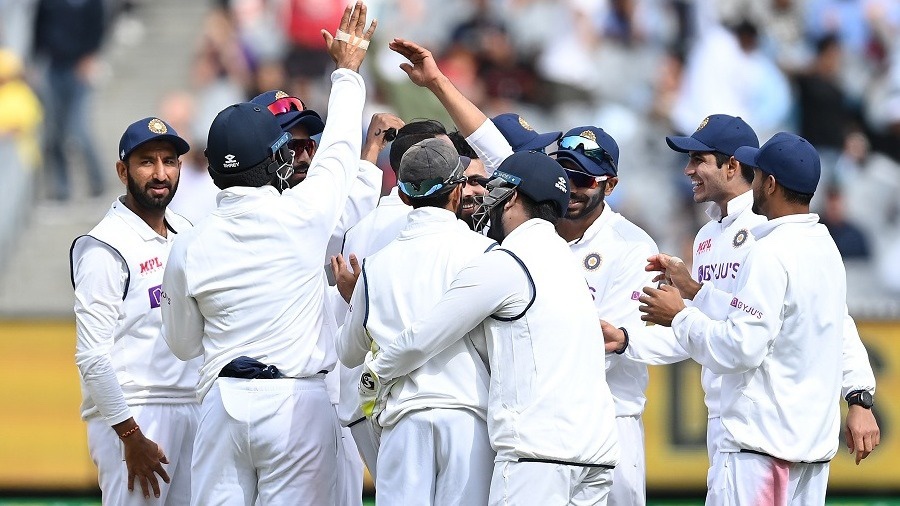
[250,90,325,136]
[550,126,619,177]
[733,132,821,194]
[397,138,465,198]
[491,113,562,153]
[666,114,759,156]
[118,117,190,161]
[492,151,570,215]
[205,103,291,189]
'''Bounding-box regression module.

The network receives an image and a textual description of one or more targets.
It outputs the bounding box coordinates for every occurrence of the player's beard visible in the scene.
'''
[565,188,604,220]
[127,171,177,211]
[486,205,507,243]
[460,195,476,229]
[288,161,310,187]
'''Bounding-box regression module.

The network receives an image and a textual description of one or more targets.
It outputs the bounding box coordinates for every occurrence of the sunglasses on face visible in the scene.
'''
[558,135,617,173]
[463,175,491,188]
[288,138,317,157]
[267,96,307,116]
[564,169,608,189]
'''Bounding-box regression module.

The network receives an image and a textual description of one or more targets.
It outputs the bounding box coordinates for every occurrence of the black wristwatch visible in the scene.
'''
[846,389,874,409]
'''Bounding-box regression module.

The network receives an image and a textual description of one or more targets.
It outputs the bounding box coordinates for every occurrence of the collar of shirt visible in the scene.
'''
[570,202,616,245]
[706,190,753,224]
[397,207,465,239]
[751,213,821,240]
[501,218,555,248]
[111,196,182,242]
[380,186,408,208]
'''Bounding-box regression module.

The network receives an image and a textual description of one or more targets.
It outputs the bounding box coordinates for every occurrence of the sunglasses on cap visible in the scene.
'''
[399,173,467,198]
[288,138,317,157]
[564,169,608,189]
[558,135,617,173]
[267,96,307,116]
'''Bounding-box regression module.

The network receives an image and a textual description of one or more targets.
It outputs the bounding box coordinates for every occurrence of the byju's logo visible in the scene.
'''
[149,285,163,309]
[730,297,762,319]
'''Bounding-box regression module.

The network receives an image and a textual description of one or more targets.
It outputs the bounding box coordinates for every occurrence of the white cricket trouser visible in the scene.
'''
[706,451,829,506]
[376,408,494,506]
[348,418,379,480]
[608,415,645,506]
[191,377,341,506]
[337,424,364,506]
[87,403,198,506]
[489,461,614,506]
[707,416,724,465]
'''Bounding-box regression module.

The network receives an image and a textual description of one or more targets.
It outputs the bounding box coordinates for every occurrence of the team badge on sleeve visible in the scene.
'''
[732,228,749,248]
[583,253,602,271]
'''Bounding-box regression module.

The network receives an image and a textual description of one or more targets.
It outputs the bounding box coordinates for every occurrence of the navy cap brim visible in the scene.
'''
[665,135,714,153]
[549,149,614,177]
[279,110,325,135]
[733,146,761,168]
[123,134,190,161]
[517,131,563,152]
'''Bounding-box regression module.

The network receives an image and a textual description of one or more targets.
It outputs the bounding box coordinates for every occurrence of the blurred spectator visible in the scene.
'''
[281,0,345,109]
[32,0,107,201]
[821,186,872,260]
[0,49,42,168]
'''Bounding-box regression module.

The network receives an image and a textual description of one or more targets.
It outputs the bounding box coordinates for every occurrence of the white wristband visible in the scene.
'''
[335,29,370,50]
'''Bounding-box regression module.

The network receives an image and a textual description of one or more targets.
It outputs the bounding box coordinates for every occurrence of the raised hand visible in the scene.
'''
[388,38,446,89]
[362,113,406,164]
[322,1,377,73]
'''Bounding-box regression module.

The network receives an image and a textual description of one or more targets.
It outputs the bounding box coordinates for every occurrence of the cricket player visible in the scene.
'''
[552,125,659,505]
[639,132,851,503]
[337,138,496,505]
[364,150,620,505]
[71,117,198,504]
[160,4,375,504]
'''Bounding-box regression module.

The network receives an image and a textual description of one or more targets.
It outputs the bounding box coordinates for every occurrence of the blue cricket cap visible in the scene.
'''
[250,90,325,136]
[206,103,291,188]
[118,117,190,161]
[666,114,759,156]
[492,113,562,153]
[734,132,821,195]
[549,126,619,177]
[493,151,570,215]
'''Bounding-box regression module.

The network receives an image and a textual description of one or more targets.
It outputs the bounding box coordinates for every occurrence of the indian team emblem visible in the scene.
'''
[580,130,597,142]
[733,228,749,248]
[696,116,710,131]
[583,253,602,271]
[518,116,535,131]
[274,90,289,99]
[147,118,167,134]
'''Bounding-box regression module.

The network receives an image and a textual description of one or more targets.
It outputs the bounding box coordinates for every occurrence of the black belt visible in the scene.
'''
[517,457,615,469]
[218,356,328,379]
[739,449,830,465]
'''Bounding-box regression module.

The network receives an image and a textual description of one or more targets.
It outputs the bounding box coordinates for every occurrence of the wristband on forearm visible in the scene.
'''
[615,327,629,355]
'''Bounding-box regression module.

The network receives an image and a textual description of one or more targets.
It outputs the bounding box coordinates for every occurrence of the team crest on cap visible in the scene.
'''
[148,118,167,134]
[274,90,289,99]
[583,253,602,271]
[518,116,534,131]
[733,228,749,248]
[580,130,597,142]
[696,116,710,132]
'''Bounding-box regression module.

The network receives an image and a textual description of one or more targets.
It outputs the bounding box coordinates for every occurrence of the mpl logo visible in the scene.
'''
[223,154,239,169]
[148,285,163,309]
[696,238,712,255]
[730,297,763,319]
[139,257,163,275]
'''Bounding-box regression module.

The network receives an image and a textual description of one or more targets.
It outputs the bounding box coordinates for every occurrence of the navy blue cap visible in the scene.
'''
[250,90,325,136]
[549,126,619,177]
[734,132,821,195]
[206,103,291,188]
[666,114,759,156]
[492,113,562,152]
[118,117,190,161]
[493,151,570,215]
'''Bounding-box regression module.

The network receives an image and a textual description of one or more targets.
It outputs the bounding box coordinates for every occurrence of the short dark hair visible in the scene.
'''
[739,162,754,184]
[397,119,447,137]
[712,151,731,168]
[448,131,478,159]
[518,190,563,225]
[781,185,814,206]
[407,190,453,210]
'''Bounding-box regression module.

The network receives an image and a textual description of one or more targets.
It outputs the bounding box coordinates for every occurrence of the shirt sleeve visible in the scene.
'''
[72,238,132,426]
[624,324,690,365]
[691,281,738,320]
[465,119,514,174]
[161,238,204,361]
[368,251,531,381]
[671,247,786,375]
[841,311,876,398]
[326,159,382,261]
[337,261,373,368]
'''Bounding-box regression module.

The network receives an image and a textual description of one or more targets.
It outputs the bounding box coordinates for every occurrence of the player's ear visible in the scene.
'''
[116,160,128,185]
[398,191,412,206]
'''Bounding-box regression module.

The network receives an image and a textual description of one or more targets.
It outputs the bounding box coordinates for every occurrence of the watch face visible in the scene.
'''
[861,391,874,408]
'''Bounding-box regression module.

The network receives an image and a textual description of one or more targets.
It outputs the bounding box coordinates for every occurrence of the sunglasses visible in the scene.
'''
[288,138,317,157]
[399,174,467,198]
[558,135,617,173]
[564,169,608,189]
[267,96,307,116]
[463,175,490,188]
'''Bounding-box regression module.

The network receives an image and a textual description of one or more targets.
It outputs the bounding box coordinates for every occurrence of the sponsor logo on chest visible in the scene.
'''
[696,262,740,281]
[149,284,163,309]
[139,256,164,275]
[696,238,712,255]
